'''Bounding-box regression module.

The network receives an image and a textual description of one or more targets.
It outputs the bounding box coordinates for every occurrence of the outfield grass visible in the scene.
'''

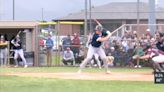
[0,67,153,73]
[0,75,163,92]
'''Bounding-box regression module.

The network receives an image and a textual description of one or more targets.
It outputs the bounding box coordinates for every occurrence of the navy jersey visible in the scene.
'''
[91,34,102,47]
[12,39,22,50]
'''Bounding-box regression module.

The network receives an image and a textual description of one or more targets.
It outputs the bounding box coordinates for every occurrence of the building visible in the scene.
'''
[53,2,164,35]
[0,21,40,66]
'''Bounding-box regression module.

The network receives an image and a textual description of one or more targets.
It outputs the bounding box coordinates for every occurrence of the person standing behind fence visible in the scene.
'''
[0,35,8,67]
[11,35,28,68]
[72,33,80,57]
[77,25,112,74]
[62,35,72,50]
[45,34,54,66]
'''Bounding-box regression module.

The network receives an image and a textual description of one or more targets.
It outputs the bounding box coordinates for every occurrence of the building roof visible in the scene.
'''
[56,2,164,20]
[0,21,39,28]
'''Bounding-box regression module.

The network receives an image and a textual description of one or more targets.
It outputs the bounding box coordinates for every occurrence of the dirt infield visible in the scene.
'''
[1,72,154,81]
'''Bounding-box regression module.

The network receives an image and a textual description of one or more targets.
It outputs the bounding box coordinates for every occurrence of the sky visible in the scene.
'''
[0,0,164,21]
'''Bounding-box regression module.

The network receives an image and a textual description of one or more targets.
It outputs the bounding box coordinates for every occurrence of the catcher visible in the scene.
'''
[139,38,164,72]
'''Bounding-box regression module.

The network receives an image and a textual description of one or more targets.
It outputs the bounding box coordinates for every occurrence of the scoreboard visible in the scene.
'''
[154,72,164,84]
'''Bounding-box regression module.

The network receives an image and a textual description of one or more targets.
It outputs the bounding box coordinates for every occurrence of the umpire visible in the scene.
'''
[78,25,112,74]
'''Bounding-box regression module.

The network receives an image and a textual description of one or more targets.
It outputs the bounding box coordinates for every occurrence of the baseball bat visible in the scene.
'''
[13,31,21,39]
[93,19,102,27]
[94,19,118,36]
[11,31,21,45]
[93,19,109,31]
[16,31,21,37]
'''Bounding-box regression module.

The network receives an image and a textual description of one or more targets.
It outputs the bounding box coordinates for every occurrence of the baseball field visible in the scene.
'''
[0,67,163,92]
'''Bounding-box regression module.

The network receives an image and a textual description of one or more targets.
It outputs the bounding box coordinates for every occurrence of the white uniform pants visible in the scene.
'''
[80,45,108,70]
[152,55,164,63]
[14,49,27,66]
[0,48,8,66]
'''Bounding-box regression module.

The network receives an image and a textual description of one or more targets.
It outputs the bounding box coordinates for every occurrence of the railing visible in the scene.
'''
[111,24,164,39]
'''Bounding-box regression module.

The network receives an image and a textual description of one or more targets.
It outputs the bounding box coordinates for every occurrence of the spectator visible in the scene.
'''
[75,47,85,64]
[45,34,54,66]
[132,43,144,68]
[62,47,75,65]
[132,31,138,40]
[39,38,45,51]
[62,35,72,50]
[106,47,115,67]
[71,33,80,57]
[146,29,151,37]
[121,39,129,52]
[156,33,164,51]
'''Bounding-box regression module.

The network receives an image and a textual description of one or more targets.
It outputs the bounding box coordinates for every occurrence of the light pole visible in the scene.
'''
[41,8,44,21]
[84,0,88,44]
[89,0,92,33]
[149,0,156,35]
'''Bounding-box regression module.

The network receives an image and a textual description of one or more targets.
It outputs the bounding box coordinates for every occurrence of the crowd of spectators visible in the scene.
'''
[104,29,164,68]
[61,30,164,69]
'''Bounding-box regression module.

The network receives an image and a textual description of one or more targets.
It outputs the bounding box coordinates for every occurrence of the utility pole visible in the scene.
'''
[89,0,92,33]
[84,0,88,43]
[0,0,2,20]
[13,0,15,20]
[137,0,140,33]
[41,8,44,21]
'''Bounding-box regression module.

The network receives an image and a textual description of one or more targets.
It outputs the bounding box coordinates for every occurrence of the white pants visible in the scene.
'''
[0,48,8,66]
[152,55,164,63]
[80,45,108,69]
[90,53,101,67]
[14,49,27,66]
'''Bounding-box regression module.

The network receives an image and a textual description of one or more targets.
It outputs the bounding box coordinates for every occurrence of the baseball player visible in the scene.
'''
[77,25,112,74]
[11,35,28,68]
[86,33,102,69]
[139,38,164,72]
[0,35,8,67]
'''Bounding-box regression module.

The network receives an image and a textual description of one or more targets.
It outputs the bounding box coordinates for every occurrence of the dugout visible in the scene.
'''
[0,21,39,66]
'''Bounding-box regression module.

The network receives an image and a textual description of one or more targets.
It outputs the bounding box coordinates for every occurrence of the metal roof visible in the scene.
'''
[57,2,164,20]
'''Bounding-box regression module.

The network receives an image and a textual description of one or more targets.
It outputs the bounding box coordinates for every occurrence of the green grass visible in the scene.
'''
[0,67,159,92]
[52,55,62,65]
[0,75,163,92]
[0,67,152,73]
[40,55,62,66]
